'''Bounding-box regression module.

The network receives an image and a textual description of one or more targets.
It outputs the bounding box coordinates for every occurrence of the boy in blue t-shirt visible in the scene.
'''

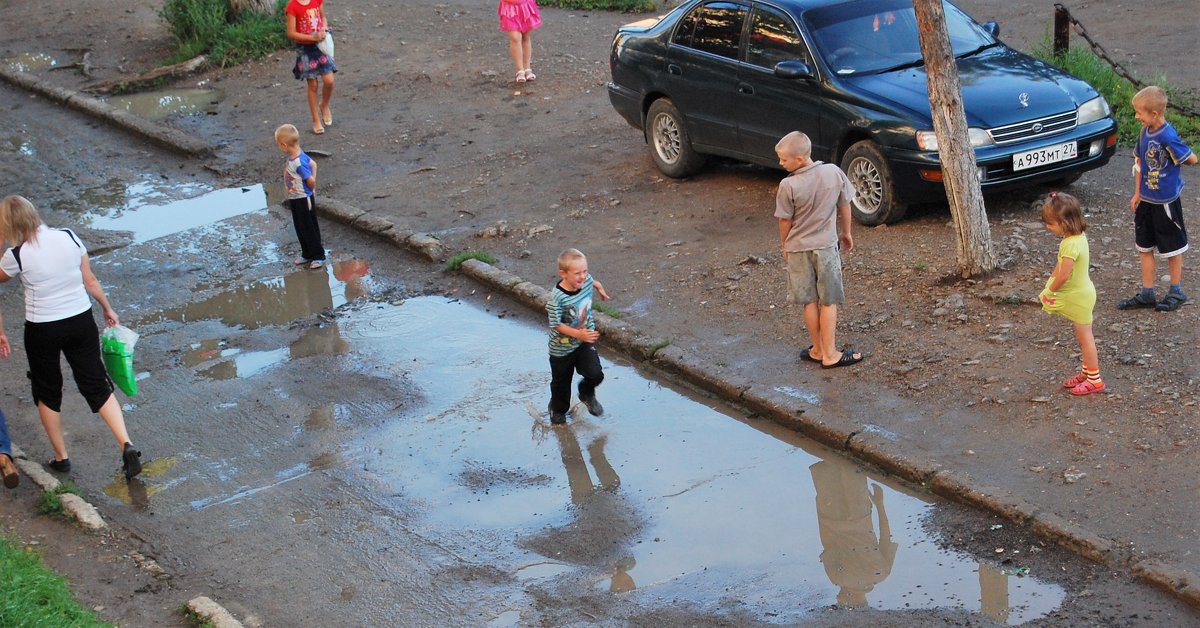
[546,248,611,424]
[275,123,327,270]
[1118,86,1197,312]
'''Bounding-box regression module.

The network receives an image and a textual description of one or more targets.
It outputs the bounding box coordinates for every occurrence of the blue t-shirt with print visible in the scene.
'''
[1136,122,1194,203]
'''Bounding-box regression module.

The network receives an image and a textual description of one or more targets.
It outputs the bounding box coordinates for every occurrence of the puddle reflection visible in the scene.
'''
[155,260,373,330]
[105,87,224,122]
[342,298,1067,623]
[2,52,60,72]
[87,184,267,244]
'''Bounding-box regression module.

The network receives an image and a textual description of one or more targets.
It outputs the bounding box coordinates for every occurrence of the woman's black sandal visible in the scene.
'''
[47,458,71,473]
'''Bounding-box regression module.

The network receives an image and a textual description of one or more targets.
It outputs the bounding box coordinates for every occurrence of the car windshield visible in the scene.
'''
[804,0,995,76]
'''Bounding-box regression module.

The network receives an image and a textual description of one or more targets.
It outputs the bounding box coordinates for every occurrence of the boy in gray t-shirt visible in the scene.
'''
[774,131,863,368]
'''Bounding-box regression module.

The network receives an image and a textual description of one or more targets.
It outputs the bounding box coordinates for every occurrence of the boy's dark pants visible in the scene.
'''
[287,195,325,261]
[549,343,604,414]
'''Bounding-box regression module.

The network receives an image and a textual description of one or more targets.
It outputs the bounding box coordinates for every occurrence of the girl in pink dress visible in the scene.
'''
[285,0,337,135]
[498,0,542,83]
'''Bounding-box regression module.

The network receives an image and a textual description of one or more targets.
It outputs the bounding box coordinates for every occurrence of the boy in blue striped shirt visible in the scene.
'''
[546,248,611,424]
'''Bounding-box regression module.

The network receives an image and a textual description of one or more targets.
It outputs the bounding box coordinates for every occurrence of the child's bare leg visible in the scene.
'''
[319,72,335,122]
[305,78,321,130]
[1138,250,1157,289]
[803,302,822,360]
[96,395,133,450]
[522,32,533,70]
[37,402,68,462]
[818,303,839,362]
[1166,253,1183,287]
[1073,323,1099,371]
[507,31,524,74]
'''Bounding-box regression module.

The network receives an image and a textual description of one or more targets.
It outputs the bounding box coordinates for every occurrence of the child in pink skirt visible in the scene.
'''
[499,0,542,83]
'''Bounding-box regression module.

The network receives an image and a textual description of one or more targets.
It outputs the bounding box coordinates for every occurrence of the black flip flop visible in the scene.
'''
[800,345,820,363]
[821,350,864,369]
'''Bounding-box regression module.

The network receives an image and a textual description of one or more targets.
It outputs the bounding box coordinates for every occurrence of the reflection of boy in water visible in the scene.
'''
[552,429,620,506]
[809,459,898,609]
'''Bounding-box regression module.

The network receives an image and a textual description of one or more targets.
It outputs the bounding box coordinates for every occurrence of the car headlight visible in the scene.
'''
[1076,95,1111,125]
[916,128,995,151]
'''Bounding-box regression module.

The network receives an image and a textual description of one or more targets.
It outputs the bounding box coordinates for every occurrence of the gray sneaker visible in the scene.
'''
[580,395,604,417]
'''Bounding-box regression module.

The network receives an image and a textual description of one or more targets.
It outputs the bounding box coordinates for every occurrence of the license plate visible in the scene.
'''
[1013,141,1078,171]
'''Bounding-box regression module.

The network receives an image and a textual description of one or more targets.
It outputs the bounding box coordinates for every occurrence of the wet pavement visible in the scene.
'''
[1,74,1197,626]
[1,179,1178,625]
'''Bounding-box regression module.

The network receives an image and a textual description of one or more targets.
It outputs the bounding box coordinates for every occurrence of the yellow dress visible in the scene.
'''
[1041,234,1096,325]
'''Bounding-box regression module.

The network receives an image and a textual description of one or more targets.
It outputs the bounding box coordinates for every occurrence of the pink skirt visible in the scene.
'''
[498,0,542,33]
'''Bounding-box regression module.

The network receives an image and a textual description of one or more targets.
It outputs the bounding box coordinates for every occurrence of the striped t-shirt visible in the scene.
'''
[546,274,595,357]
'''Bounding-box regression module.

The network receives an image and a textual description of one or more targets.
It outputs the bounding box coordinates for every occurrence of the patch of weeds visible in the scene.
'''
[992,293,1025,306]
[38,481,84,518]
[446,251,497,271]
[179,604,216,628]
[160,0,289,68]
[0,536,111,627]
[1031,41,1200,146]
[913,260,929,272]
[540,0,656,11]
[645,338,671,359]
[593,302,622,319]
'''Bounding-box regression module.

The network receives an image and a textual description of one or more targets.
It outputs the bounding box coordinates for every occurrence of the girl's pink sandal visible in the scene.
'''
[515,70,527,83]
[1062,372,1087,388]
[1069,380,1105,396]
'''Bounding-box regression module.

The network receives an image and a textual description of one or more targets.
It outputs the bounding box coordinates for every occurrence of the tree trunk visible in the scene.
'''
[912,0,997,277]
[229,0,275,15]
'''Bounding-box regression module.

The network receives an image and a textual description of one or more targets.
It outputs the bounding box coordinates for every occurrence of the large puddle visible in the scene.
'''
[71,180,269,244]
[144,268,1066,623]
[105,87,225,122]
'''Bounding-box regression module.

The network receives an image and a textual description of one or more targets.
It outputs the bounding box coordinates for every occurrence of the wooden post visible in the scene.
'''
[1053,5,1070,55]
[912,0,997,277]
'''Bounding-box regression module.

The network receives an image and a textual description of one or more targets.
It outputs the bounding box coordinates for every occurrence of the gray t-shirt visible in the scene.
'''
[774,161,854,252]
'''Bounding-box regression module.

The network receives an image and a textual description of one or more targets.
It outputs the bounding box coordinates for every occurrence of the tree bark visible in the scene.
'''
[912,0,996,277]
[229,0,275,15]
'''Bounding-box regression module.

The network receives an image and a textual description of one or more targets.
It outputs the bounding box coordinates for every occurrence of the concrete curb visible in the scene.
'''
[187,596,245,628]
[10,445,106,530]
[0,66,215,158]
[5,65,1197,611]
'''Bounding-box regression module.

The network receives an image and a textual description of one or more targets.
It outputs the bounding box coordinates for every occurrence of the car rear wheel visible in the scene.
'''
[646,99,706,178]
[841,140,906,225]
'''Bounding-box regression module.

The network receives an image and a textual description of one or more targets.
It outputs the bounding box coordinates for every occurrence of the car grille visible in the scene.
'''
[988,110,1077,145]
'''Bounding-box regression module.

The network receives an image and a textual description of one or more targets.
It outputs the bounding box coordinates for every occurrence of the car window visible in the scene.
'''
[804,0,994,75]
[745,5,810,69]
[672,2,748,60]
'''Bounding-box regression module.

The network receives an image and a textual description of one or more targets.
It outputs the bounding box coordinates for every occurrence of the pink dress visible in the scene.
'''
[498,0,542,33]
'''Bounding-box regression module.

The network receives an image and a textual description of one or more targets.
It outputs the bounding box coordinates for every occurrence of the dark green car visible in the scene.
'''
[607,0,1118,224]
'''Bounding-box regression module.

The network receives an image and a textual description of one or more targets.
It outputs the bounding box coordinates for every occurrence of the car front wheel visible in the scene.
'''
[646,99,706,178]
[841,140,906,225]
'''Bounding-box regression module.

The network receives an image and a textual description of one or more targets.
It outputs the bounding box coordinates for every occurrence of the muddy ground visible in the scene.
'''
[1,0,1199,624]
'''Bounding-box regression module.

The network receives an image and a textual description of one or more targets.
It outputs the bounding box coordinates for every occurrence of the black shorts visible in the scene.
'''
[1134,198,1188,257]
[24,309,113,414]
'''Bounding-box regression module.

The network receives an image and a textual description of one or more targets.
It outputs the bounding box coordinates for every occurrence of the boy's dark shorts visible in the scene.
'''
[1135,198,1188,258]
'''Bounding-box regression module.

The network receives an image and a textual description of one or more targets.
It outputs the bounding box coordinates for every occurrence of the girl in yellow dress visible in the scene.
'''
[1039,192,1104,395]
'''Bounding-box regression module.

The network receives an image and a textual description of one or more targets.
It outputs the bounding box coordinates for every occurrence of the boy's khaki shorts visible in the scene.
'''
[786,246,844,305]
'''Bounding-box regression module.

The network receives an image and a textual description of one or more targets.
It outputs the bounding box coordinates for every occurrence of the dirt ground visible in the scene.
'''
[2,0,1199,624]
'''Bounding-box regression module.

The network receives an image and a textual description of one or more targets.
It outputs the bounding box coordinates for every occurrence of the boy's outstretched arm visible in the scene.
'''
[594,279,610,301]
[555,323,599,344]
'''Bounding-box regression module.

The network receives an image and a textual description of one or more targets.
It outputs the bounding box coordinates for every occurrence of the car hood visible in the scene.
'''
[847,48,1097,129]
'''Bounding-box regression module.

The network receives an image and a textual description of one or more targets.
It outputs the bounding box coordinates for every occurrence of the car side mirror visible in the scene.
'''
[774,60,815,80]
[982,21,999,37]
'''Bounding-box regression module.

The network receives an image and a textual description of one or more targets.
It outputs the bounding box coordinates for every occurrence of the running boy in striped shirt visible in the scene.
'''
[546,248,611,425]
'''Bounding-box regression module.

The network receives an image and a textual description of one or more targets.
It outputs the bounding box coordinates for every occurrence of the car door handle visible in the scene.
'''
[668,64,681,75]
[737,82,755,95]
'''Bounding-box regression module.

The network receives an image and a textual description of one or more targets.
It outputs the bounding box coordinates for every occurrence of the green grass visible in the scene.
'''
[179,604,216,628]
[446,251,497,271]
[539,0,656,10]
[160,0,290,68]
[1031,43,1200,147]
[645,338,671,358]
[0,536,112,627]
[38,481,84,518]
[593,301,623,319]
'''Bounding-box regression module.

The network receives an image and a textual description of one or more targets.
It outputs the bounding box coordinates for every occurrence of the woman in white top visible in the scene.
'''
[0,195,142,480]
